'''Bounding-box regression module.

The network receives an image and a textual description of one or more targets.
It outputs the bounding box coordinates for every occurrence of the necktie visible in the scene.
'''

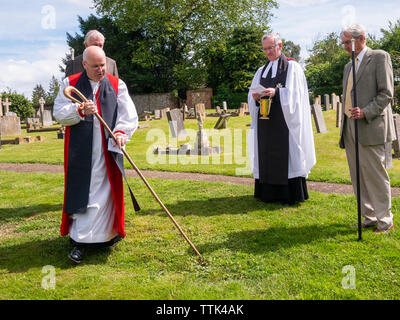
[344,58,358,118]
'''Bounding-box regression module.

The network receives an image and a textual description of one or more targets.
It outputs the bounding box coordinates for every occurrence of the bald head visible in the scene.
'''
[82,46,106,81]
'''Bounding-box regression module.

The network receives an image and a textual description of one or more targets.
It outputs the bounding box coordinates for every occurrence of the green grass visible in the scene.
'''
[1,110,400,186]
[0,171,399,300]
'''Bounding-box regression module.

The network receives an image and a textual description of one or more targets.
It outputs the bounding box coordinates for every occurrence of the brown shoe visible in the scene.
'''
[374,224,395,234]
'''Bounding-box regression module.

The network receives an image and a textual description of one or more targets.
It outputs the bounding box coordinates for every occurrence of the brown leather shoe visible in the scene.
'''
[374,224,395,234]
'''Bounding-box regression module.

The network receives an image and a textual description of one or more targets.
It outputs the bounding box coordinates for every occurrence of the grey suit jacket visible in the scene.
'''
[339,47,395,148]
[65,54,119,78]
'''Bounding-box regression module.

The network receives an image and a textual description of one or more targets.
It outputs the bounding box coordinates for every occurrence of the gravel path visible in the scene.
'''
[1,162,399,196]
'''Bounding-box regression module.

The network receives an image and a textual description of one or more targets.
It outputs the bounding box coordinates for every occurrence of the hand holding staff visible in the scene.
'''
[64,86,205,264]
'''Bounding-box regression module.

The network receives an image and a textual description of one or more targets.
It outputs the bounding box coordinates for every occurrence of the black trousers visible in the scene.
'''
[70,235,122,249]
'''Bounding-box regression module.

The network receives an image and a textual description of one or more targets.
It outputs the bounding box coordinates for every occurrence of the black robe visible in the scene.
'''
[254,54,308,205]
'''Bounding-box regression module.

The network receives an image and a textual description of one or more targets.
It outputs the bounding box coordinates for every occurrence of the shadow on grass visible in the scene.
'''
[197,223,356,255]
[136,195,289,217]
[0,204,63,223]
[0,236,114,273]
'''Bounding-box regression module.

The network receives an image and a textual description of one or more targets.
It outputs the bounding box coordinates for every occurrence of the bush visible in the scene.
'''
[211,85,248,109]
[1,91,34,120]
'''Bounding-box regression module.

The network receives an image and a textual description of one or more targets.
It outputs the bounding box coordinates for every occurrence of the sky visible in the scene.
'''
[0,0,399,99]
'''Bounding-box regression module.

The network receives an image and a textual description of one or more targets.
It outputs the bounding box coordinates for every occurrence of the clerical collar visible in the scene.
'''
[262,58,279,79]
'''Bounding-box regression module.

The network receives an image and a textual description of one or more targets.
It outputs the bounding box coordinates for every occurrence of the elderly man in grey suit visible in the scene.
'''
[339,23,395,234]
[65,30,119,77]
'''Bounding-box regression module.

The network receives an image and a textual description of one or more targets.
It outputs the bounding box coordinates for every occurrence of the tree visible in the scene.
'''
[31,84,47,108]
[46,76,60,105]
[91,0,278,96]
[282,39,301,62]
[305,32,349,98]
[1,90,34,120]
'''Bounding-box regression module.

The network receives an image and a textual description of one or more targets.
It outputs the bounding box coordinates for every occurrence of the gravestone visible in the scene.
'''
[238,104,245,116]
[331,93,337,110]
[216,106,221,115]
[392,114,400,158]
[222,101,228,112]
[0,98,21,136]
[0,97,3,117]
[324,94,330,111]
[42,110,53,127]
[161,107,170,119]
[154,109,161,120]
[167,109,187,138]
[336,101,343,128]
[242,102,249,115]
[214,113,232,130]
[311,103,327,133]
[195,103,206,119]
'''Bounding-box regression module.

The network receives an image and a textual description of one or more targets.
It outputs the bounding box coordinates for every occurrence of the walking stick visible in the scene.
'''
[351,39,362,241]
[63,85,205,264]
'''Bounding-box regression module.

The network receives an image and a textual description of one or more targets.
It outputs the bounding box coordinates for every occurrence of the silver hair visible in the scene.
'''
[340,23,367,41]
[84,30,105,45]
[261,32,282,45]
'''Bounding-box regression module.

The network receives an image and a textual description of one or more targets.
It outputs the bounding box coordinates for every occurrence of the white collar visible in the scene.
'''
[262,58,279,79]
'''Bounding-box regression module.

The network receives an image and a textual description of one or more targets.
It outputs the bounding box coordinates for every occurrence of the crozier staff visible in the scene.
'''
[248,32,316,205]
[54,46,138,263]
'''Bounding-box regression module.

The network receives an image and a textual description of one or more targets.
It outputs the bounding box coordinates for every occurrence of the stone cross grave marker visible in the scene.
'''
[3,97,12,114]
[39,97,45,125]
[167,109,187,138]
[311,103,327,133]
[214,113,232,130]
[222,101,228,112]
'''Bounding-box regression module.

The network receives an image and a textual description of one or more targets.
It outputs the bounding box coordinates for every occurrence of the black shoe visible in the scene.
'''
[68,246,84,264]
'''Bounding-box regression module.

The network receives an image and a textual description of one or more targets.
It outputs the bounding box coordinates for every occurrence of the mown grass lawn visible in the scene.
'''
[2,110,400,185]
[0,171,399,300]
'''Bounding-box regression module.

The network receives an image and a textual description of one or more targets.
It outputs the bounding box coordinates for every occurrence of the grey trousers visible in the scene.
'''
[343,118,393,230]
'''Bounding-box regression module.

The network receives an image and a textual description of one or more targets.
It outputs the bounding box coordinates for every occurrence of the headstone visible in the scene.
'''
[42,110,53,127]
[242,102,249,114]
[139,111,152,121]
[167,109,187,138]
[161,107,170,119]
[195,103,206,119]
[154,109,161,120]
[0,97,3,117]
[216,106,221,115]
[311,103,327,133]
[331,93,337,110]
[336,101,343,128]
[38,97,45,125]
[324,94,330,111]
[214,113,232,130]
[0,115,22,136]
[194,113,210,155]
[238,104,245,116]
[222,101,228,112]
[392,114,400,158]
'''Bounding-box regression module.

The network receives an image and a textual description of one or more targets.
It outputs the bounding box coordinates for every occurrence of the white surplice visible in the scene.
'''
[53,77,138,243]
[248,59,316,180]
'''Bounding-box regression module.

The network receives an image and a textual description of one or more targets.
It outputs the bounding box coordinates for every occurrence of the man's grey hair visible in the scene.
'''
[340,23,367,41]
[261,32,282,45]
[84,30,105,45]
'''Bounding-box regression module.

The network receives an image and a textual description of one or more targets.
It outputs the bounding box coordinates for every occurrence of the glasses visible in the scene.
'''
[262,45,276,52]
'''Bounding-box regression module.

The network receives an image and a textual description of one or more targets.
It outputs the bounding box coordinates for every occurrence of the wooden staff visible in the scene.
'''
[63,85,204,263]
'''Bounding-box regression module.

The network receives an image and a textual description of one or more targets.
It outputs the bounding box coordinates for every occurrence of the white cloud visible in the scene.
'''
[0,42,68,98]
